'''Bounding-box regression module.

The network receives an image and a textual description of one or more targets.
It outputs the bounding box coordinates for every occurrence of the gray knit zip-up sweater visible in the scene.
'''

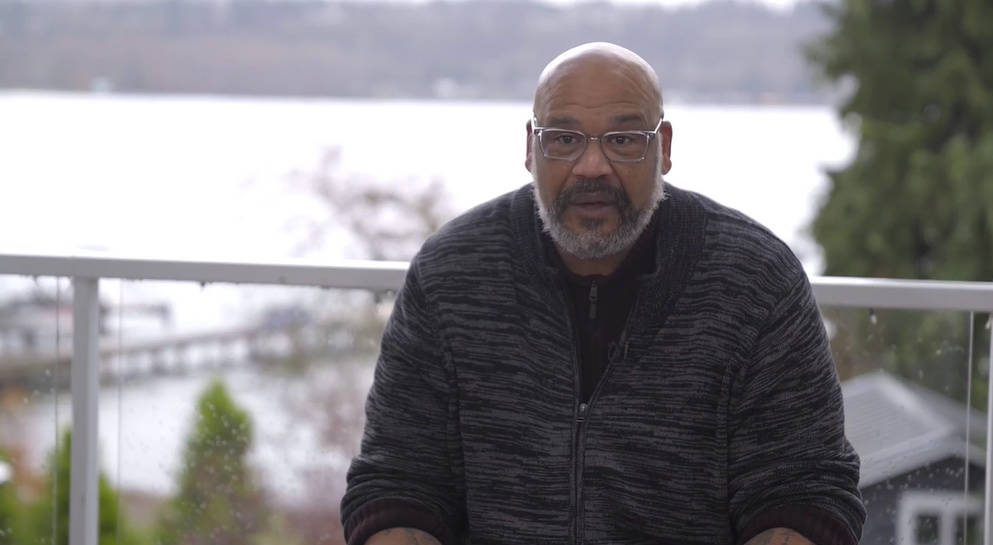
[341,183,865,545]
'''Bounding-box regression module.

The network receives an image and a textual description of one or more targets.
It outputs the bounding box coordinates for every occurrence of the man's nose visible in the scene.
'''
[572,139,612,178]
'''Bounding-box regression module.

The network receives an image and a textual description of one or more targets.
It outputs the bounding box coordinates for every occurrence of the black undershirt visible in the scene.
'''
[544,215,658,402]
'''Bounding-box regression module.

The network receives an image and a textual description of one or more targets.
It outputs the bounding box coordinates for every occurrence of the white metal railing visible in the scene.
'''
[0,252,991,545]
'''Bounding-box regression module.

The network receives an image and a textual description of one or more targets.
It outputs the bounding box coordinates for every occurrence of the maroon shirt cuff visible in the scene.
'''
[737,504,858,545]
[344,498,456,545]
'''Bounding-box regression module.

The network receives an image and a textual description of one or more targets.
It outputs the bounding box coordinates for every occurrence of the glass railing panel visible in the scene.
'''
[103,280,388,545]
[5,268,989,545]
[0,275,69,545]
[821,305,988,545]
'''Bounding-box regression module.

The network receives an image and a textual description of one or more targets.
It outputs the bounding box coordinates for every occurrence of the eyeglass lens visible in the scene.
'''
[539,130,650,161]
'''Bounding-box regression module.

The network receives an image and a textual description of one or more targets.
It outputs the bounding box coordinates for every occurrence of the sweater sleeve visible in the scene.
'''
[727,274,865,545]
[344,499,457,545]
[735,504,857,545]
[340,255,465,544]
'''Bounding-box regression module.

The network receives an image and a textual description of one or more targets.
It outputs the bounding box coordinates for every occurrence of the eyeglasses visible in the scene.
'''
[531,116,664,163]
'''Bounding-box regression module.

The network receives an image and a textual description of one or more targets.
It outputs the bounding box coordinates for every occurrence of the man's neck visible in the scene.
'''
[556,246,632,277]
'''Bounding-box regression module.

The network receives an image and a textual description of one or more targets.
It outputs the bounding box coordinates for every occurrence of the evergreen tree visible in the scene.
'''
[27,429,142,545]
[156,380,269,545]
[807,0,993,404]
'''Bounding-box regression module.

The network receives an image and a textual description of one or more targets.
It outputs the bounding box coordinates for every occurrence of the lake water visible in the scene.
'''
[0,92,853,268]
[0,92,855,502]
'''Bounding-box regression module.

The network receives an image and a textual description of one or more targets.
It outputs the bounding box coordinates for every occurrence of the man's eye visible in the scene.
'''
[555,134,577,145]
[609,134,634,146]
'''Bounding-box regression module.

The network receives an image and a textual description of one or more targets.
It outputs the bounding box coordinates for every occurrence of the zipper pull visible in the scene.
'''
[577,402,588,423]
[588,281,598,320]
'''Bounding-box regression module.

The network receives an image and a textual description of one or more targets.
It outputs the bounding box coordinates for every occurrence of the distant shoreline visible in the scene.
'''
[0,0,833,104]
[0,88,835,108]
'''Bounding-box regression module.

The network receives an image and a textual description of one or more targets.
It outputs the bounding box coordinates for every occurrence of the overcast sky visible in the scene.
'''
[558,0,804,7]
[399,0,812,9]
[49,0,812,9]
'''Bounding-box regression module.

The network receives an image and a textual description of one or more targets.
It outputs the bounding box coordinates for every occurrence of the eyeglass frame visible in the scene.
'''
[531,115,665,163]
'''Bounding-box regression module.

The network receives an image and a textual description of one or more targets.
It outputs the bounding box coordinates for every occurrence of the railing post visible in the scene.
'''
[986,312,993,545]
[70,277,100,545]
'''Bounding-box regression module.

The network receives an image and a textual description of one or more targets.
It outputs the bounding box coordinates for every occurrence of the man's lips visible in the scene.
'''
[569,194,618,218]
[570,193,617,206]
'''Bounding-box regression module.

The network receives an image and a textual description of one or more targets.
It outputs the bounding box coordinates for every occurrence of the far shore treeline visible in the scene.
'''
[0,0,831,104]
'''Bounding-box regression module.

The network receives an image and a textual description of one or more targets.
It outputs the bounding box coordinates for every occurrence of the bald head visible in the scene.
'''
[533,42,663,120]
[526,43,673,273]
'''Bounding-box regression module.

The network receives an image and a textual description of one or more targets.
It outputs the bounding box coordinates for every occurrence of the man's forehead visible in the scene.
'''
[533,45,662,121]
[540,111,650,128]
[535,72,659,126]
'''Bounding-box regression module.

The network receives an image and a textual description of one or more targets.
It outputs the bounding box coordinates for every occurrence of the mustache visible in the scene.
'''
[554,178,631,212]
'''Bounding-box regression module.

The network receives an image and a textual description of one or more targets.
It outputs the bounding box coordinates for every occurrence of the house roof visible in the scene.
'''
[842,371,986,488]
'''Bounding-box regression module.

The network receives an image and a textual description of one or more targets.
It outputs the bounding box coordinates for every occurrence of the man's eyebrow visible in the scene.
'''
[544,116,578,127]
[540,114,647,127]
[612,113,647,125]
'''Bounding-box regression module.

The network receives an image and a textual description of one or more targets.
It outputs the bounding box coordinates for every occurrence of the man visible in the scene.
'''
[340,43,865,545]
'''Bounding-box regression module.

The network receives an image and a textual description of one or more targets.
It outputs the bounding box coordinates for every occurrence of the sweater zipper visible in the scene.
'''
[577,281,598,545]
[588,281,598,320]
[574,400,588,545]
[572,336,631,545]
[563,279,633,545]
[575,281,632,545]
[554,278,586,545]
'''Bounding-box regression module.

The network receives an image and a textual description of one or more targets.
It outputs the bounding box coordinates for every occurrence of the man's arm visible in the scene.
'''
[728,274,865,545]
[340,253,464,545]
[365,528,443,545]
[744,528,815,545]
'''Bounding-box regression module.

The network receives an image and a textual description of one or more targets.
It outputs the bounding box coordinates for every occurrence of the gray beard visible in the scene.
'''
[534,176,666,260]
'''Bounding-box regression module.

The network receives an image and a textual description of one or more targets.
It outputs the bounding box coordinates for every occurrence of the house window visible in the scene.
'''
[955,515,982,545]
[915,513,940,545]
[898,492,982,545]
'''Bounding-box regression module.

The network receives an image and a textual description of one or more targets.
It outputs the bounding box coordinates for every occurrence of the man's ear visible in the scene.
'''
[525,119,534,173]
[660,121,673,174]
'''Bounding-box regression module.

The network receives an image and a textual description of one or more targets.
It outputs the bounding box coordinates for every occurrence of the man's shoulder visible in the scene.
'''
[435,185,522,240]
[414,183,530,270]
[672,185,806,286]
[677,187,782,243]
